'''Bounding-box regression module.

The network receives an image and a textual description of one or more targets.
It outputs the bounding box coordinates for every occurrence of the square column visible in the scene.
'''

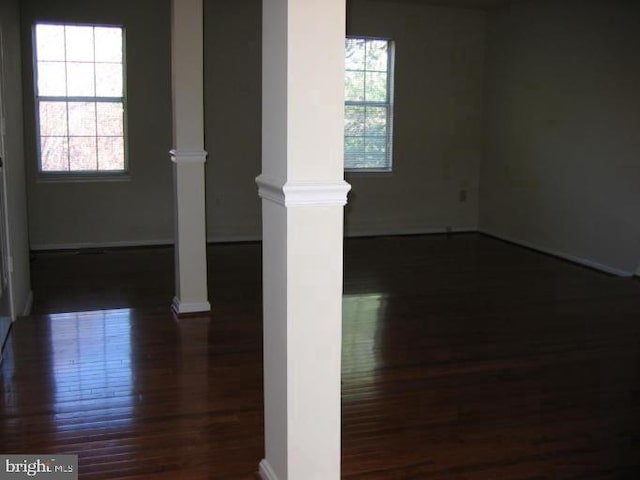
[258,0,349,478]
[170,0,210,314]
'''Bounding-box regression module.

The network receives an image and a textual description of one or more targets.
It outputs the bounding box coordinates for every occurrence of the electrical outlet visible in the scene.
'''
[459,189,467,202]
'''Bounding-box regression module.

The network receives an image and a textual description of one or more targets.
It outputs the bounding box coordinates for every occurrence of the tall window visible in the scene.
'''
[34,23,126,174]
[344,37,394,172]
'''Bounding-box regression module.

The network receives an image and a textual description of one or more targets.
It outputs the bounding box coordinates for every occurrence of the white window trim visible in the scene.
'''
[344,36,395,173]
[32,22,129,180]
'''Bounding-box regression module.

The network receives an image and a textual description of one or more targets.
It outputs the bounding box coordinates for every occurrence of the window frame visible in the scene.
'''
[32,21,129,181]
[344,36,395,173]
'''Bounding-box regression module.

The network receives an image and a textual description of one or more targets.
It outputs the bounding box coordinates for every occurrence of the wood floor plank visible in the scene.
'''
[2,234,640,478]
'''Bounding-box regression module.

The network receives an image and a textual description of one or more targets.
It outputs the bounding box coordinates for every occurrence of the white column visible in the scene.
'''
[170,0,210,314]
[258,0,349,479]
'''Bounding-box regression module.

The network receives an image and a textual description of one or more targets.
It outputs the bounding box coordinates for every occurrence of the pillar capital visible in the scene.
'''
[256,175,351,207]
[170,150,208,164]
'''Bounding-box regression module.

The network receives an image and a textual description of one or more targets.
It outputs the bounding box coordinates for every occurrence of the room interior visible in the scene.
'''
[1,0,640,312]
[0,0,639,478]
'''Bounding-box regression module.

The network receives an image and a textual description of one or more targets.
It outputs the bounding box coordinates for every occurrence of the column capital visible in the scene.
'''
[256,175,351,207]
[170,150,208,164]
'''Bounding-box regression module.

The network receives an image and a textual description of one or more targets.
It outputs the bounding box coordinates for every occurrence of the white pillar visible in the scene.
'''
[258,0,349,479]
[170,0,210,314]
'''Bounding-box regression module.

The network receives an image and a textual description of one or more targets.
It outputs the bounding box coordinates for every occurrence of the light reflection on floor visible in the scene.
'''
[342,293,387,401]
[48,309,134,430]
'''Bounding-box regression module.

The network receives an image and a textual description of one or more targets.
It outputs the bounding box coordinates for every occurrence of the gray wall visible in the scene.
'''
[1,0,32,318]
[21,0,174,249]
[204,0,262,242]
[15,0,640,275]
[22,0,486,249]
[346,0,485,235]
[480,0,640,274]
[203,0,486,241]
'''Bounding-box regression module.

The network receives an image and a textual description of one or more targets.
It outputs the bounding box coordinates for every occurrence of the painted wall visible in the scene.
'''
[21,0,174,250]
[204,0,262,242]
[22,0,485,249]
[346,0,485,236]
[1,0,32,318]
[480,0,640,275]
[204,0,485,241]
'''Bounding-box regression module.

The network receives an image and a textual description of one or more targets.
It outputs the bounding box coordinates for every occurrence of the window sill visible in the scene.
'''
[36,173,132,184]
[345,169,393,178]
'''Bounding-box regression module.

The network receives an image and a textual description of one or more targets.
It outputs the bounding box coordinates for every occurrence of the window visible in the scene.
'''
[344,37,394,172]
[34,23,126,174]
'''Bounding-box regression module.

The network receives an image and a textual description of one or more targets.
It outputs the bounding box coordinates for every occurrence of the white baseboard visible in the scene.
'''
[207,233,261,243]
[345,225,478,238]
[259,460,280,480]
[30,235,264,252]
[30,227,482,252]
[30,239,174,252]
[21,291,33,317]
[481,229,634,277]
[171,297,211,315]
[45,227,479,249]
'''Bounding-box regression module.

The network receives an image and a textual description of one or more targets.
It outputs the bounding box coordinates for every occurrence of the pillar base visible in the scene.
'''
[171,296,211,315]
[259,460,280,480]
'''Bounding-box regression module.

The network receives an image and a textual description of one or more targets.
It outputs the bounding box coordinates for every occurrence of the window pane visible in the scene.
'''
[344,38,393,171]
[41,137,69,171]
[345,106,365,136]
[67,62,95,96]
[365,107,387,136]
[95,27,122,62]
[95,64,123,97]
[365,72,387,102]
[365,136,387,154]
[364,153,387,169]
[345,153,365,170]
[98,137,125,170]
[35,23,126,174]
[96,103,124,136]
[345,136,365,154]
[36,25,65,61]
[38,62,66,96]
[365,40,388,71]
[69,137,97,170]
[65,26,94,62]
[68,102,97,136]
[39,102,68,136]
[345,38,365,70]
[345,71,365,102]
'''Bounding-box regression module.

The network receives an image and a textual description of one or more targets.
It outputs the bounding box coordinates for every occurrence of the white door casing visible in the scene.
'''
[0,24,15,356]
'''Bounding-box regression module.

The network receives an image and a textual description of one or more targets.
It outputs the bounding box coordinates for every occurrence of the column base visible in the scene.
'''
[259,460,280,480]
[171,296,211,315]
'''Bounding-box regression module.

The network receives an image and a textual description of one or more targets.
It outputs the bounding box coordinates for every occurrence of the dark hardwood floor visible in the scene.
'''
[28,241,262,315]
[3,234,640,479]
